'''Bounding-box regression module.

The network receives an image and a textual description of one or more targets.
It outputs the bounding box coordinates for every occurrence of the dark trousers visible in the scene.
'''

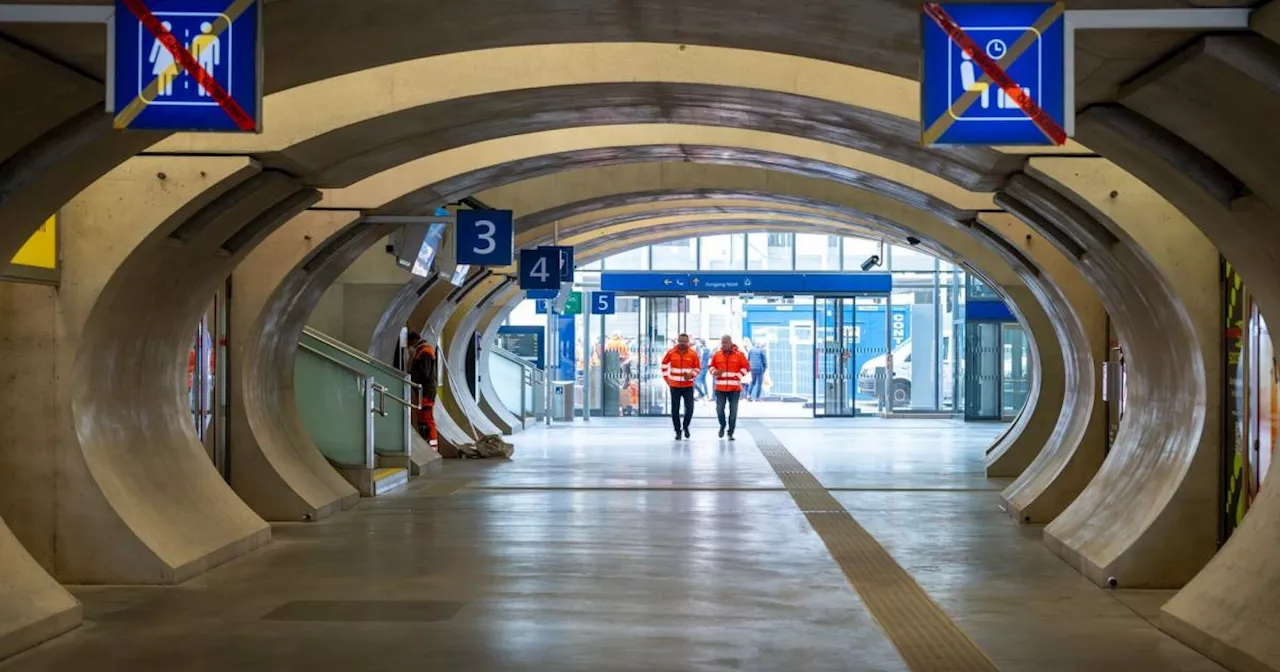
[669,386,695,433]
[747,374,765,400]
[715,390,742,434]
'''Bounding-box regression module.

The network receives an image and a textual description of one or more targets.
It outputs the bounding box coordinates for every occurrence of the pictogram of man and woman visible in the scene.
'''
[148,20,222,98]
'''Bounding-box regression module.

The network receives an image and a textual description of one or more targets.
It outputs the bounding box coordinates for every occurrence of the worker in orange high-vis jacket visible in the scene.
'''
[406,331,439,453]
[662,333,702,440]
[709,334,750,440]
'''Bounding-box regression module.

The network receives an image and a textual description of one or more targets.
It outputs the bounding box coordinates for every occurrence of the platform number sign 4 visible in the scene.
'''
[519,248,560,290]
[591,292,617,315]
[456,210,514,265]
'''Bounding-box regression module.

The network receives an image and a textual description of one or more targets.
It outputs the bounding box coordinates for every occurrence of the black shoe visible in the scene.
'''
[675,432,682,441]
[718,428,725,438]
[684,429,691,439]
[728,432,735,441]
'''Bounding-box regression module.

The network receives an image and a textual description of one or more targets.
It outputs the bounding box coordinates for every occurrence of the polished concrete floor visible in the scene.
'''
[1,418,1223,671]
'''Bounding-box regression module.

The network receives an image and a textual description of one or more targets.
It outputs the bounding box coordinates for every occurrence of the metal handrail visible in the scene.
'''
[298,340,371,380]
[302,326,408,381]
[372,382,421,413]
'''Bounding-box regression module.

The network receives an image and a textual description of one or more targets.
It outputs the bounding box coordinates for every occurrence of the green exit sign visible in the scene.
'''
[564,291,583,315]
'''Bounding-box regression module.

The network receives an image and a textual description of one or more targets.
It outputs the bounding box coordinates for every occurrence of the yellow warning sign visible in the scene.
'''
[10,216,57,270]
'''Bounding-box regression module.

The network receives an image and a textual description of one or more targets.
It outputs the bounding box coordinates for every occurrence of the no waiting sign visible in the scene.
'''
[920,3,1066,147]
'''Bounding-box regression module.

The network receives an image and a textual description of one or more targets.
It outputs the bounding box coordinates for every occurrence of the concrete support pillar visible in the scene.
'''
[440,276,509,439]
[474,289,524,433]
[228,211,364,521]
[1085,37,1280,670]
[411,278,480,453]
[982,282,1063,479]
[0,518,79,660]
[980,213,1109,522]
[0,282,82,657]
[0,156,320,583]
[1006,158,1220,589]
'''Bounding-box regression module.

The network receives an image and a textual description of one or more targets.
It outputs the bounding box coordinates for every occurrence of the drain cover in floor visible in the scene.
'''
[262,600,464,623]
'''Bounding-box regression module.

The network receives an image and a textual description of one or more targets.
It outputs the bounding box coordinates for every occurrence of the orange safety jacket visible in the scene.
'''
[661,346,702,388]
[710,346,751,392]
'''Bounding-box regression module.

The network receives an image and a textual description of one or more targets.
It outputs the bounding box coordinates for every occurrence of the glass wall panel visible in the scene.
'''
[603,246,649,270]
[795,234,841,271]
[843,237,881,271]
[699,234,746,270]
[1001,323,1031,419]
[651,239,698,270]
[890,245,938,271]
[747,232,794,271]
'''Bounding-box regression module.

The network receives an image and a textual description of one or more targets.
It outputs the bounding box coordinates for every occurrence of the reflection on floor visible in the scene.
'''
[0,418,1223,671]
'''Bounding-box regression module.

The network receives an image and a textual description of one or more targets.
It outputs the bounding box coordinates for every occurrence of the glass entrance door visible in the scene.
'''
[964,322,1002,420]
[813,297,859,417]
[639,296,687,416]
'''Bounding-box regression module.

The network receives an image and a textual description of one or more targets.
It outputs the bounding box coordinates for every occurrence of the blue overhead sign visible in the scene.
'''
[526,289,558,300]
[599,272,893,295]
[966,299,1016,322]
[456,209,514,265]
[538,245,574,283]
[519,248,560,290]
[921,3,1066,146]
[113,0,263,132]
[590,292,617,315]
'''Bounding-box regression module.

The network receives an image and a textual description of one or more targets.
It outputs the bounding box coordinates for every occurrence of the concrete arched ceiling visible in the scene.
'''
[0,13,1276,671]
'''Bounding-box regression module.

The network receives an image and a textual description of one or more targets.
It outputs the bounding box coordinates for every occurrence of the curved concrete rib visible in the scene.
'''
[412,274,487,452]
[1081,39,1280,670]
[440,276,511,439]
[981,283,1058,479]
[473,289,524,433]
[367,274,439,362]
[979,213,1108,524]
[0,525,79,660]
[228,211,370,521]
[41,157,324,583]
[1002,160,1220,589]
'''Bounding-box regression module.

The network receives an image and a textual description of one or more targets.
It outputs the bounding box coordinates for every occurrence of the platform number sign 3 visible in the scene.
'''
[456,210,514,265]
[591,292,617,315]
[519,248,560,290]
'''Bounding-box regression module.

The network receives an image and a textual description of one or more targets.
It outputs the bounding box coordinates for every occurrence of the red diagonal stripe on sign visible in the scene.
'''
[923,2,1066,146]
[119,0,256,131]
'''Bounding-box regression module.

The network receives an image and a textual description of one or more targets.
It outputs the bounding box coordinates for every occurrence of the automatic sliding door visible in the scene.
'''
[640,296,686,416]
[814,298,857,417]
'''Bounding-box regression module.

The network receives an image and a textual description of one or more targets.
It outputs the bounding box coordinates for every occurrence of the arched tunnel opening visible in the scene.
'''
[0,6,1277,670]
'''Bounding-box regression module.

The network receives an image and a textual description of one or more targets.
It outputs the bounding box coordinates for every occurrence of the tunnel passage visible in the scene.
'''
[1,17,1278,669]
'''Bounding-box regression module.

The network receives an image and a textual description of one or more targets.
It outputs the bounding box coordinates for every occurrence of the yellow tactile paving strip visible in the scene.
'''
[745,422,1000,672]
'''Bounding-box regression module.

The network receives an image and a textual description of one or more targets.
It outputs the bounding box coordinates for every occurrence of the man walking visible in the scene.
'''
[746,340,769,401]
[709,334,750,440]
[661,333,701,440]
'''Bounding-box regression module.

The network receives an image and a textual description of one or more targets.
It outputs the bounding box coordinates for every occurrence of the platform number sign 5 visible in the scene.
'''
[456,210,514,265]
[519,248,561,290]
[591,292,617,315]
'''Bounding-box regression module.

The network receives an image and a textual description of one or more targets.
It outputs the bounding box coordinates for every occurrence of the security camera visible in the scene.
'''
[860,255,881,272]
[906,236,921,246]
